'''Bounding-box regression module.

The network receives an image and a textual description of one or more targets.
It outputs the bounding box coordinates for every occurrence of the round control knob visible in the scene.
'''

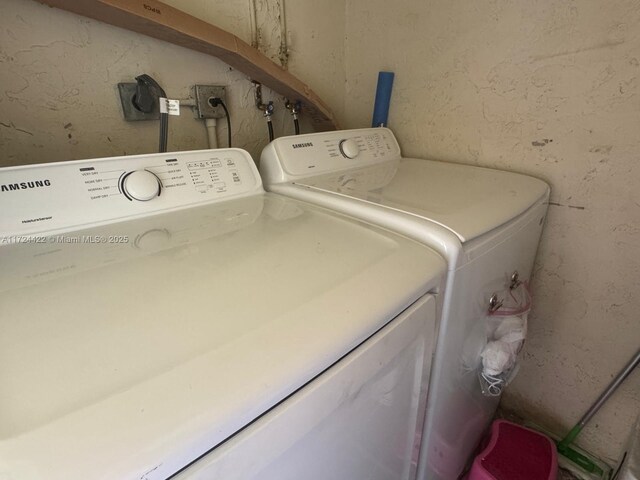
[338,139,360,159]
[123,170,161,201]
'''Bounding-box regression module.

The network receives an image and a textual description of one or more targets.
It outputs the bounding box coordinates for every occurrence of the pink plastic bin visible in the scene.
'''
[468,420,557,480]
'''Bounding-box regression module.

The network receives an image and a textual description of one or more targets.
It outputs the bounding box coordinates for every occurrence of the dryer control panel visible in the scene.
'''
[261,128,401,184]
[0,149,262,236]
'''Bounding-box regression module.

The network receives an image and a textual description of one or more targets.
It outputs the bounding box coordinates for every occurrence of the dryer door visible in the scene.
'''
[172,293,438,480]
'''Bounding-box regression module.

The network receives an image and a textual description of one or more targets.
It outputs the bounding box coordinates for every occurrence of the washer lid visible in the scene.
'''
[301,157,550,242]
[0,193,444,480]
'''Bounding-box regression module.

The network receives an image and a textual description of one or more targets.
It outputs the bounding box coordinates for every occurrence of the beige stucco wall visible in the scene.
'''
[165,0,347,130]
[0,0,345,167]
[344,0,640,462]
[1,0,637,466]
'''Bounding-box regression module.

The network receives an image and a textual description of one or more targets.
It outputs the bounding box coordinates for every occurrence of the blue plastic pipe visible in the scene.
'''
[371,71,395,127]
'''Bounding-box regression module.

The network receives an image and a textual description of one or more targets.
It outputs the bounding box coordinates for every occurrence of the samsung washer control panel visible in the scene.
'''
[0,148,262,235]
[263,127,401,181]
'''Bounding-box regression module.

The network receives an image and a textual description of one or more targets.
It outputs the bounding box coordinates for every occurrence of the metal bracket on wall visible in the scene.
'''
[117,83,160,121]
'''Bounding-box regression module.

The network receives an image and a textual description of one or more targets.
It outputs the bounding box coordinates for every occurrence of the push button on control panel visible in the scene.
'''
[121,170,162,201]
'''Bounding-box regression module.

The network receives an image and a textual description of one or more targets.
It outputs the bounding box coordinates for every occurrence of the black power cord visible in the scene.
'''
[208,97,232,148]
[134,74,168,153]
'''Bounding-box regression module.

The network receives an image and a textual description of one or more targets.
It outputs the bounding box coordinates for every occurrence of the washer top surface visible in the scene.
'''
[0,149,445,480]
[260,128,550,243]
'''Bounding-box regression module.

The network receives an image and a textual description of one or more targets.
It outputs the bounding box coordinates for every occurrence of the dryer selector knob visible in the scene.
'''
[338,139,360,159]
[122,170,161,201]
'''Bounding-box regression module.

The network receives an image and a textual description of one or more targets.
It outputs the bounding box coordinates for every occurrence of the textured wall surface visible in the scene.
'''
[344,0,640,461]
[166,0,347,130]
[2,0,638,466]
[285,0,346,127]
[0,0,345,166]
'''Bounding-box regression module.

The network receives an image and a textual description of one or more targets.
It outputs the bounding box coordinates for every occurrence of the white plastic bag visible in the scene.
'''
[479,282,531,396]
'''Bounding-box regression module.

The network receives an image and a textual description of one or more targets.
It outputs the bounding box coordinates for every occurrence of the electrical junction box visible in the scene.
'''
[117,83,160,121]
[194,85,227,119]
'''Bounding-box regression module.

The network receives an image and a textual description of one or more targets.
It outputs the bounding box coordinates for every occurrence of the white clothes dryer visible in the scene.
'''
[0,147,445,480]
[260,127,550,479]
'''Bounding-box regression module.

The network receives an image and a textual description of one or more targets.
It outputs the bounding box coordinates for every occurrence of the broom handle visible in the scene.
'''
[561,347,640,446]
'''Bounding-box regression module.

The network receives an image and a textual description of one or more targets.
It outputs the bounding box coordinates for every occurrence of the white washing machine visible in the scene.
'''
[260,127,550,479]
[0,148,446,480]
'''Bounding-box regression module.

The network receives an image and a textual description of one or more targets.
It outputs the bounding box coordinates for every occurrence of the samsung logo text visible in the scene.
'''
[292,142,313,149]
[1,180,51,192]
